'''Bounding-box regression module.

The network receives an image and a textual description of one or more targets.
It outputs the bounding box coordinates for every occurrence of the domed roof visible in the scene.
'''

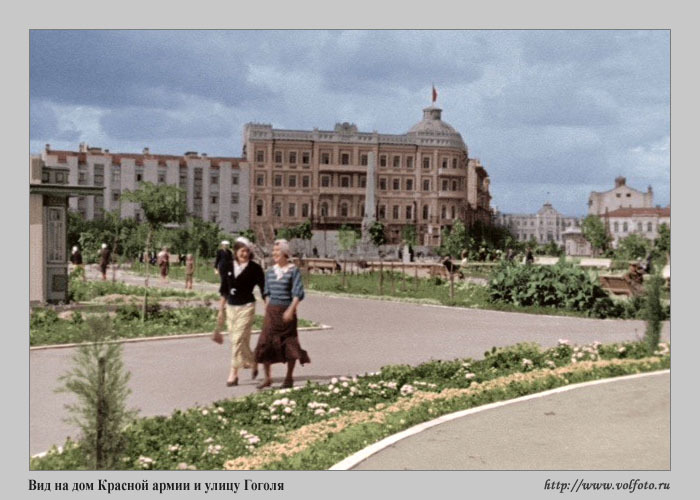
[407,106,465,148]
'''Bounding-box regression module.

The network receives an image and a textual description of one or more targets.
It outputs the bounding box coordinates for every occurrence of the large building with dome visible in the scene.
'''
[244,104,492,246]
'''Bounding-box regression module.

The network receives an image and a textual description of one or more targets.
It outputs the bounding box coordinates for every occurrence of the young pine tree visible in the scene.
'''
[643,273,664,354]
[56,315,137,469]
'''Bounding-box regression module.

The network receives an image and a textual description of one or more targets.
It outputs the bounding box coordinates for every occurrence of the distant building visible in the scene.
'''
[39,143,249,234]
[561,227,593,256]
[588,176,653,216]
[495,203,580,245]
[603,206,671,248]
[243,104,493,247]
[30,157,103,304]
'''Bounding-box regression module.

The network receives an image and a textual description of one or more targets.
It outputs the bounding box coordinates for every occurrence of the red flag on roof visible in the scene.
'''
[432,84,437,103]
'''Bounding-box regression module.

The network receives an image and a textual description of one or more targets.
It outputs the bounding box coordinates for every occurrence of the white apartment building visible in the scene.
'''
[604,206,671,248]
[495,203,580,245]
[39,143,250,234]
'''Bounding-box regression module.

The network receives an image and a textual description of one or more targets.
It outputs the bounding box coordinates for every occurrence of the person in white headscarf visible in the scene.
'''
[70,245,85,281]
[253,239,309,389]
[98,243,111,281]
[222,236,265,386]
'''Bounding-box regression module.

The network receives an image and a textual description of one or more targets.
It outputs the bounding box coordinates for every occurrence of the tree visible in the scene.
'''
[238,228,257,244]
[369,221,386,247]
[655,223,670,254]
[581,215,611,256]
[643,273,664,354]
[338,225,358,288]
[441,220,468,258]
[122,182,186,319]
[56,316,137,469]
[616,233,651,261]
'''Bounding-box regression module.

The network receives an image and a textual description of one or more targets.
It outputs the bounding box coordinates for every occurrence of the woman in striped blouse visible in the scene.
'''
[254,239,310,389]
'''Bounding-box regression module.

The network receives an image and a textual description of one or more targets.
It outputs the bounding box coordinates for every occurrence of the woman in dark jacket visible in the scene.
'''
[223,237,265,386]
[254,239,310,389]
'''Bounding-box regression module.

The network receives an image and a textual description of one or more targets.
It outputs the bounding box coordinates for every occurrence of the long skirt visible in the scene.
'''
[254,305,310,365]
[226,303,256,369]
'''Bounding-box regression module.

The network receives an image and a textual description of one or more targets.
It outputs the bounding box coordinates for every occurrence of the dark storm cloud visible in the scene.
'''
[30,30,275,108]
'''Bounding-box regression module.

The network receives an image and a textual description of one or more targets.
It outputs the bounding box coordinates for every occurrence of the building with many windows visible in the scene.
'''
[495,202,580,245]
[603,206,670,248]
[243,105,492,246]
[38,143,249,234]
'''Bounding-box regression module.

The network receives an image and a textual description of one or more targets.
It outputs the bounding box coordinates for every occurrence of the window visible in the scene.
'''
[451,206,456,219]
[340,176,351,188]
[379,177,387,191]
[393,178,400,191]
[231,212,239,223]
[392,205,400,220]
[405,205,413,220]
[256,174,265,186]
[393,156,400,168]
[380,155,387,167]
[623,222,628,232]
[422,205,429,220]
[273,202,282,217]
[256,150,265,162]
[423,179,430,191]
[423,157,430,169]
[442,179,449,191]
[158,171,167,184]
[232,174,239,186]
[378,205,386,219]
[55,172,66,184]
[647,222,653,232]
[210,174,218,185]
[41,170,50,183]
[406,156,414,169]
[637,222,643,232]
[616,193,621,198]
[441,205,447,219]
[275,151,282,163]
[321,152,330,164]
[302,152,310,165]
[274,175,283,187]
[442,159,448,169]
[321,175,331,188]
[78,171,87,185]
[231,193,239,204]
[289,203,296,217]
[210,214,217,223]
[136,170,144,182]
[360,154,368,166]
[452,158,457,169]
[452,180,458,191]
[320,202,329,217]
[211,196,218,204]
[340,202,349,217]
[302,203,309,217]
[341,153,350,165]
[256,200,264,217]
[289,152,297,164]
[284,175,295,188]
[111,168,120,183]
[112,191,120,202]
[302,175,311,188]
[406,178,414,191]
[626,193,631,197]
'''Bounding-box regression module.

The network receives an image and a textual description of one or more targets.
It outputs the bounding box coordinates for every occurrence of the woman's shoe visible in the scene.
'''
[251,367,259,380]
[226,378,238,387]
[281,378,294,389]
[256,379,272,390]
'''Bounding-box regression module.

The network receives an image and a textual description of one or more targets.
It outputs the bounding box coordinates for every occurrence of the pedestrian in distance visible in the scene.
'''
[157,247,170,283]
[70,245,85,281]
[212,240,233,344]
[223,237,264,386]
[254,239,310,389]
[98,243,111,280]
[525,249,535,265]
[184,254,195,290]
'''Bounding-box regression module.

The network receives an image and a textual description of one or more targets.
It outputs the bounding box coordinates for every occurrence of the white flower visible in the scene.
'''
[138,456,154,468]
[400,384,415,396]
[521,358,533,367]
[558,339,569,345]
[546,360,556,369]
[284,407,293,414]
[331,377,338,384]
[342,382,349,388]
[271,415,279,421]
[204,437,214,443]
[314,408,326,415]
[328,408,340,415]
[333,387,340,394]
[618,346,626,353]
[168,444,180,452]
[201,409,209,416]
[465,373,476,380]
[576,352,584,359]
[247,436,260,445]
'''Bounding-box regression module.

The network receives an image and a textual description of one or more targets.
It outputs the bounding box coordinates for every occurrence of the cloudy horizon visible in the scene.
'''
[30,29,670,217]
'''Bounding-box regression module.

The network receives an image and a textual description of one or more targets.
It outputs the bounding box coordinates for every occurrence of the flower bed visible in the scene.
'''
[30,340,669,470]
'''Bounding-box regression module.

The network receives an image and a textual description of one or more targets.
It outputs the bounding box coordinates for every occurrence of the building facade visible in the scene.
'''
[39,144,249,234]
[603,206,671,248]
[243,105,492,246]
[495,203,580,245]
[588,176,653,216]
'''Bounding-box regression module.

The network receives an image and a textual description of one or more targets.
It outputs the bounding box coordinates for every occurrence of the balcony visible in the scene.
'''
[318,163,367,173]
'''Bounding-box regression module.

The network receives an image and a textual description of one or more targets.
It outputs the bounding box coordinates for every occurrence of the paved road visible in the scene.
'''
[351,371,670,470]
[30,268,670,455]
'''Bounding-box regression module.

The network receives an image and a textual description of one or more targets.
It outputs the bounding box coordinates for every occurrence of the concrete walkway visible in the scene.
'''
[347,371,670,470]
[30,267,670,455]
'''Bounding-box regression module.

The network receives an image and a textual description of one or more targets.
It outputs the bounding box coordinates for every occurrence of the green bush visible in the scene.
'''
[488,261,619,318]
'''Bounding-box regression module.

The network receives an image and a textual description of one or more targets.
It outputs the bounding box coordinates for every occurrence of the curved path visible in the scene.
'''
[30,268,670,455]
[345,371,670,470]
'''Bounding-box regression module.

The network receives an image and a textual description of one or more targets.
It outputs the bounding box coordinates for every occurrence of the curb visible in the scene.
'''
[29,324,333,351]
[328,369,670,470]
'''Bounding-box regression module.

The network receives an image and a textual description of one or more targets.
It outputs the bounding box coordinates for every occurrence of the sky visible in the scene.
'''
[29,29,670,217]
